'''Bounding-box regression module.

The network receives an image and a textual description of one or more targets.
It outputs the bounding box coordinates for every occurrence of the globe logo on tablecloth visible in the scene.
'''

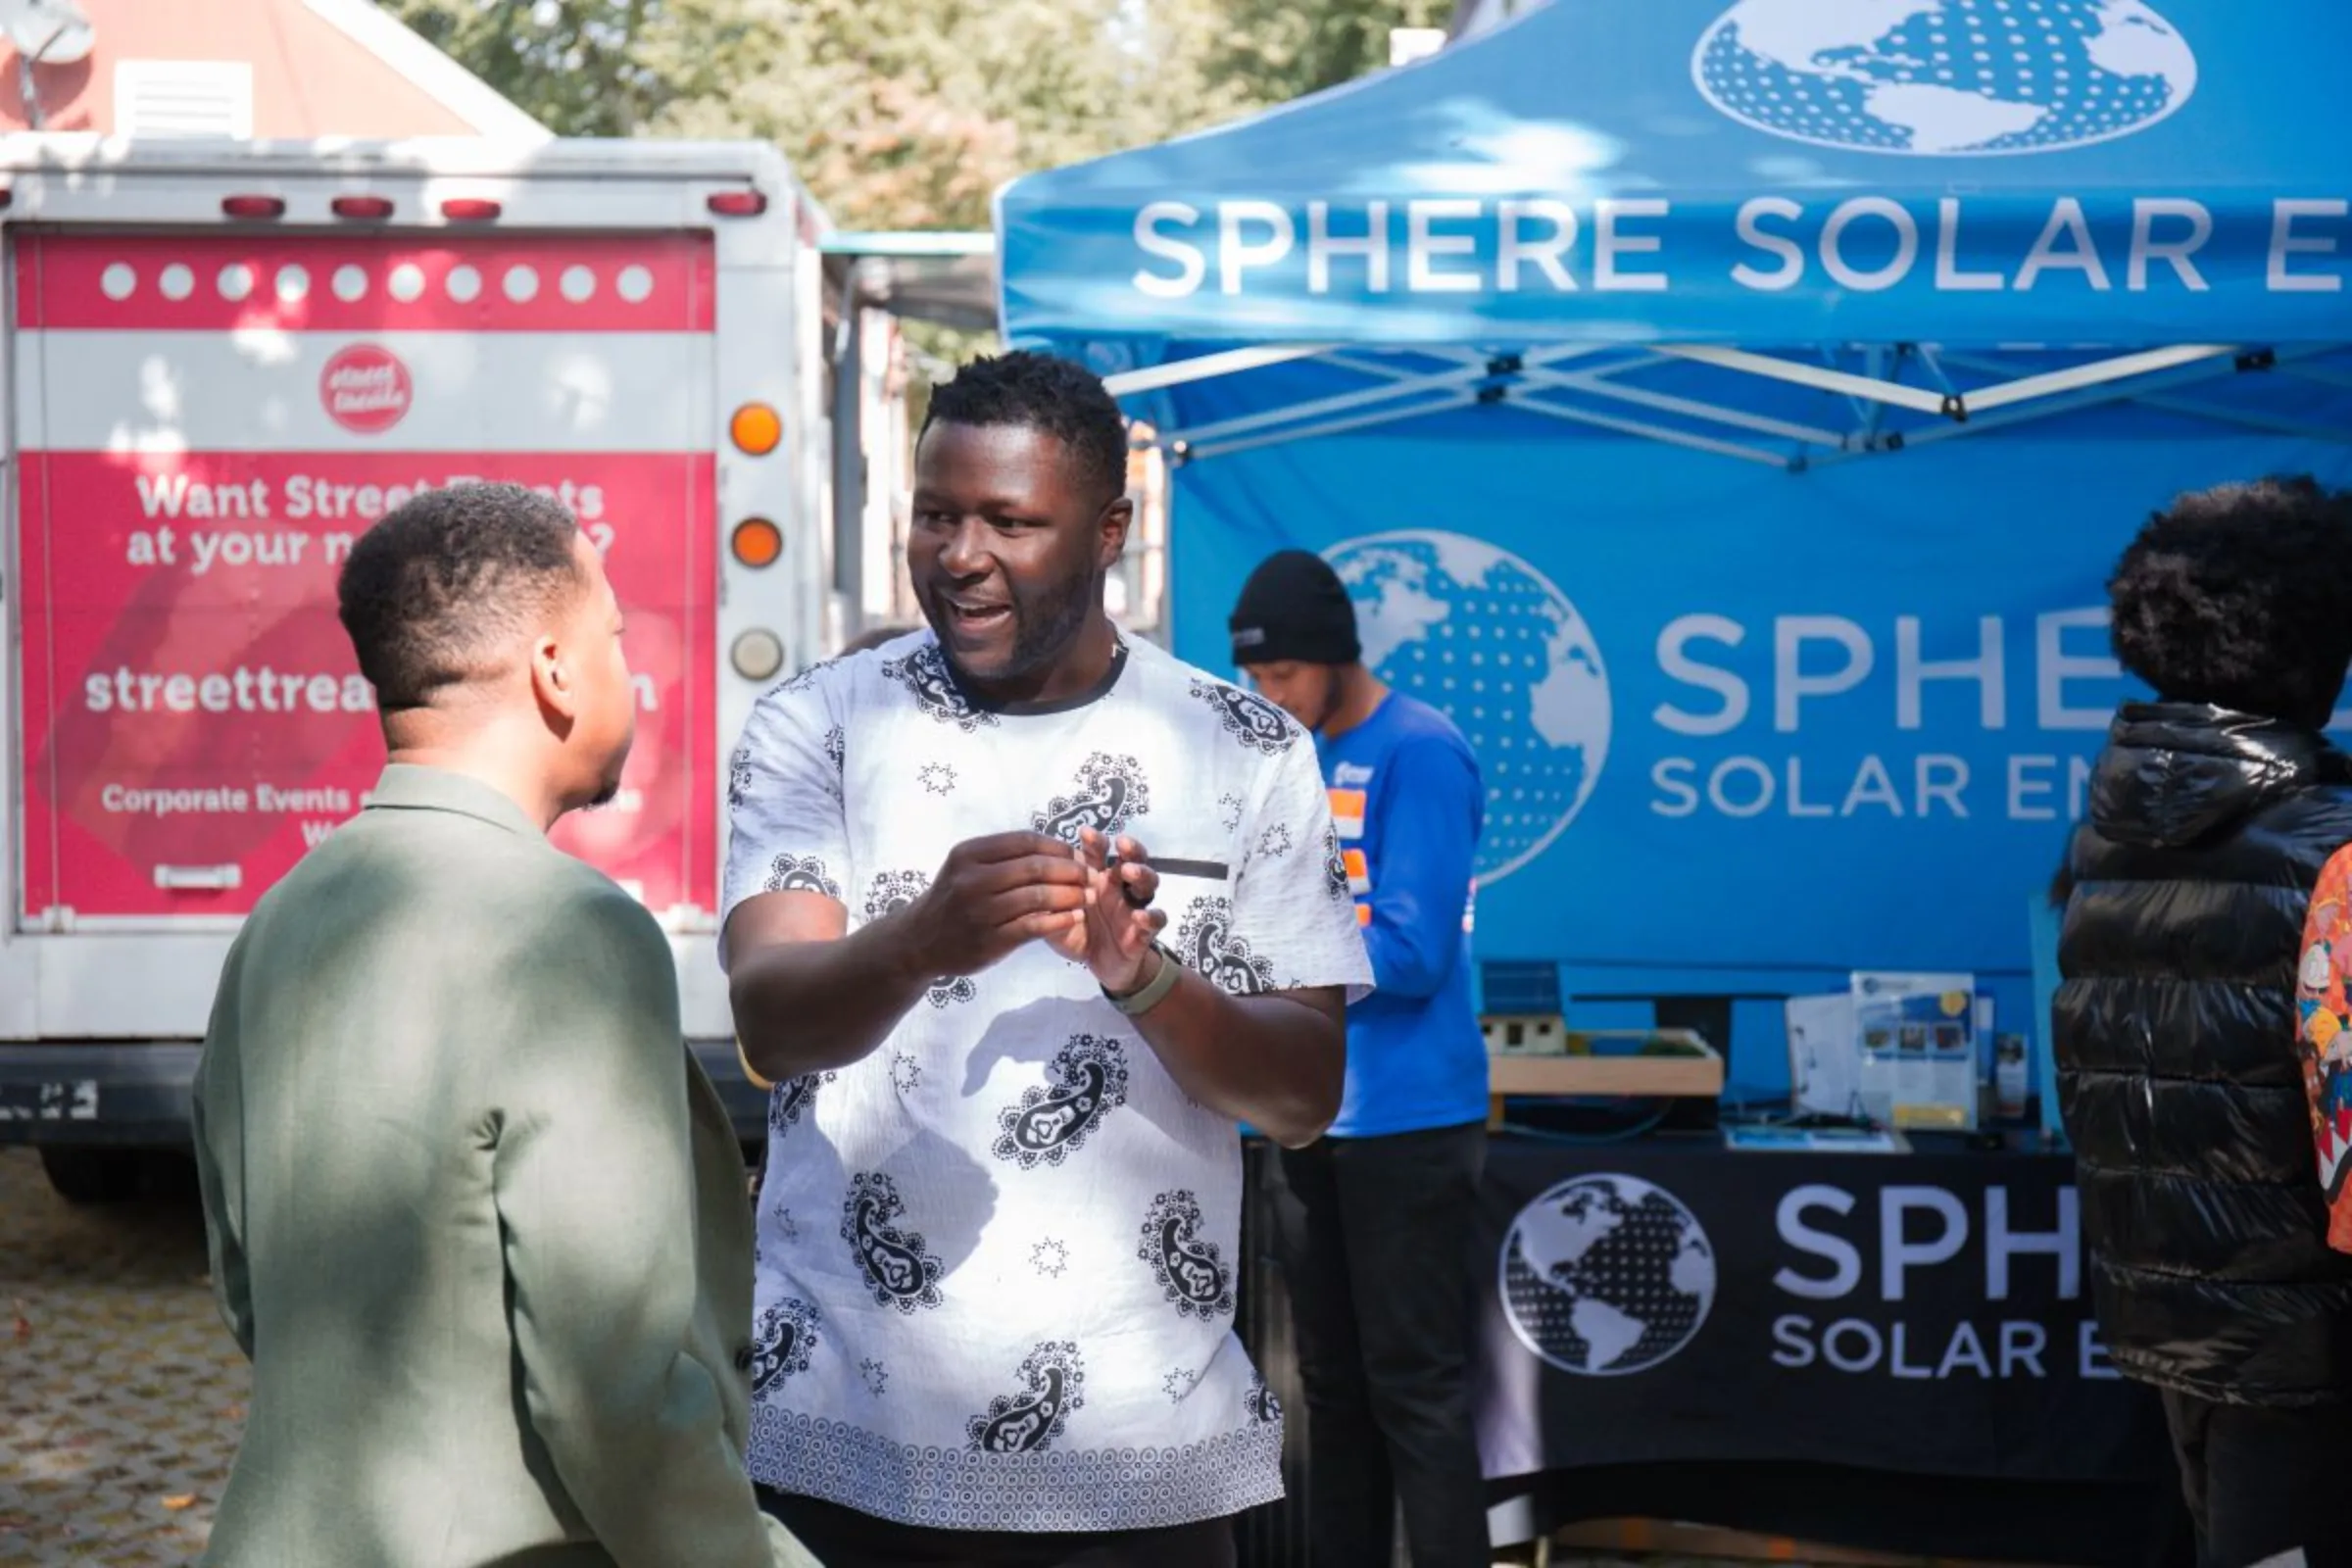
[1500,1175,1716,1377]
[1692,0,2198,157]
[1323,531,1608,886]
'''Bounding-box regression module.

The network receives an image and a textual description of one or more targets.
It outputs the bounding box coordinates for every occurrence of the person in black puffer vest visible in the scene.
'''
[2057,474,2352,1568]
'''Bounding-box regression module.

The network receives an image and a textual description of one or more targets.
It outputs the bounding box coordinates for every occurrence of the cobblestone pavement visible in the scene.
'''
[0,1147,248,1565]
[0,1144,1773,1568]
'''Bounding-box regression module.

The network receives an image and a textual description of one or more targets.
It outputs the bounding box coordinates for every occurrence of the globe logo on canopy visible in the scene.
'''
[1692,0,2198,157]
[1324,531,1609,886]
[1500,1175,1718,1377]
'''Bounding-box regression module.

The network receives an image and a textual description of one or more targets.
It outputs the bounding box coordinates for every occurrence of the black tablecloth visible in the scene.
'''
[1236,1132,2188,1568]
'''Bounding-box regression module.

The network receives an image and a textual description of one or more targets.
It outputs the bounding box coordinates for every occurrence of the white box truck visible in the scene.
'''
[0,135,846,1200]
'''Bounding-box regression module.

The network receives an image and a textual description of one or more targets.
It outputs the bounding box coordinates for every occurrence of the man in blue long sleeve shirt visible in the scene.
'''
[1231,550,1491,1568]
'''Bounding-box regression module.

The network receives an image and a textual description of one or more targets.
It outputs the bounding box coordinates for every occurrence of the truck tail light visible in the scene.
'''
[731,516,783,568]
[0,188,15,210]
[708,190,768,218]
[441,198,502,221]
[332,195,395,220]
[729,403,783,456]
[221,195,286,220]
[731,629,785,682]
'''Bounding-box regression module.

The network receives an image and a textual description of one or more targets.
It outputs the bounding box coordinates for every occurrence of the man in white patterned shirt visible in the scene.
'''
[721,352,1373,1567]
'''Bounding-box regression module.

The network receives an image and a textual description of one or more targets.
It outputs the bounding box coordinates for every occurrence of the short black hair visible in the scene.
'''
[2107,474,2352,729]
[336,482,584,712]
[921,350,1128,504]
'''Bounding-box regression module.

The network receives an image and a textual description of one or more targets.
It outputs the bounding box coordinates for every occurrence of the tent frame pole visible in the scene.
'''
[1653,345,1957,416]
[1318,349,1812,466]
[1507,394,1795,468]
[1522,360,1853,450]
[1185,389,1482,462]
[1957,344,2240,413]
[1934,348,2352,447]
[1127,338,2347,470]
[1169,345,1607,449]
[1798,345,2335,471]
[1101,343,1339,398]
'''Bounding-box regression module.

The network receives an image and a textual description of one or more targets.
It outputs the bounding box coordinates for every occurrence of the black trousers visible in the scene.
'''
[756,1489,1237,1568]
[1267,1122,1491,1568]
[2161,1389,2352,1568]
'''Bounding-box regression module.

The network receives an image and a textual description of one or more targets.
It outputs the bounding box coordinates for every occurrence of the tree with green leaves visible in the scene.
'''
[1194,0,1452,104]
[381,0,1451,232]
[380,0,680,137]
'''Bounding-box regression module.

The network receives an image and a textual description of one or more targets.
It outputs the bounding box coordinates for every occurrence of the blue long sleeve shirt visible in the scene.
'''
[1318,692,1491,1138]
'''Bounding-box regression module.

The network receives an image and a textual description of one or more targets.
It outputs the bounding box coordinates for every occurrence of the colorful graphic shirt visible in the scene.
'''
[720,629,1372,1532]
[2292,847,2352,1253]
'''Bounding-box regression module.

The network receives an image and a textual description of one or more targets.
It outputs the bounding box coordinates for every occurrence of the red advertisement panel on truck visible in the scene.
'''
[14,231,719,922]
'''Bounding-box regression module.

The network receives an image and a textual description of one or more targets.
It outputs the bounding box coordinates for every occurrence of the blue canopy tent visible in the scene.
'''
[996,0,2352,1100]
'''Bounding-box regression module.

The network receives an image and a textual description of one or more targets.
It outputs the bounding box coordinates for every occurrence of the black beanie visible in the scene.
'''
[1229,549,1361,666]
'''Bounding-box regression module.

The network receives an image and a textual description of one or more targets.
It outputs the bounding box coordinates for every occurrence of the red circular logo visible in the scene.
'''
[318,344,412,435]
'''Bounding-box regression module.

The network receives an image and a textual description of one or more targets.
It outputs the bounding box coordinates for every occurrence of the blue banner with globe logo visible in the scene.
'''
[1164,399,2352,1090]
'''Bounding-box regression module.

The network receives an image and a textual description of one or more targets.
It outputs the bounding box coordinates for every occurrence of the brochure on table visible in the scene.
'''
[1786,972,1984,1132]
[1787,993,1861,1119]
[1853,971,1981,1131]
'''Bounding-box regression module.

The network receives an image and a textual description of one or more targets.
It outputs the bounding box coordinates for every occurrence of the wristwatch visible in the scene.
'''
[1104,941,1183,1016]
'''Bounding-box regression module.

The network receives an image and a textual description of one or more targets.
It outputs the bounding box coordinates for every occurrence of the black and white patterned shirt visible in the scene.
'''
[719,629,1372,1532]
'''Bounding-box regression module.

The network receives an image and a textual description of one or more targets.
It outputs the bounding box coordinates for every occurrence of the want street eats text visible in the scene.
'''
[132,472,611,524]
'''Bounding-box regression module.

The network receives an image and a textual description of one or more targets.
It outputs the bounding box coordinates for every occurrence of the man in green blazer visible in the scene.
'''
[190,483,817,1567]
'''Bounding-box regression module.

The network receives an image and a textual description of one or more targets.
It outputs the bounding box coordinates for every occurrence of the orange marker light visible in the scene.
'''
[730,403,783,455]
[731,516,783,568]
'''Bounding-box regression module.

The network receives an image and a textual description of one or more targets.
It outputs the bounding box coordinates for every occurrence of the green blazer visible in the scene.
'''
[191,763,815,1567]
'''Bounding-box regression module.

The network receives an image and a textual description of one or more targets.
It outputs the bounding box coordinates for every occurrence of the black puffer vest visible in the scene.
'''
[2057,703,2352,1407]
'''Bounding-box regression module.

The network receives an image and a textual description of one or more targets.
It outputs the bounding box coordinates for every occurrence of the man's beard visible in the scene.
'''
[1278,668,1343,733]
[1303,668,1344,732]
[928,569,1098,687]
